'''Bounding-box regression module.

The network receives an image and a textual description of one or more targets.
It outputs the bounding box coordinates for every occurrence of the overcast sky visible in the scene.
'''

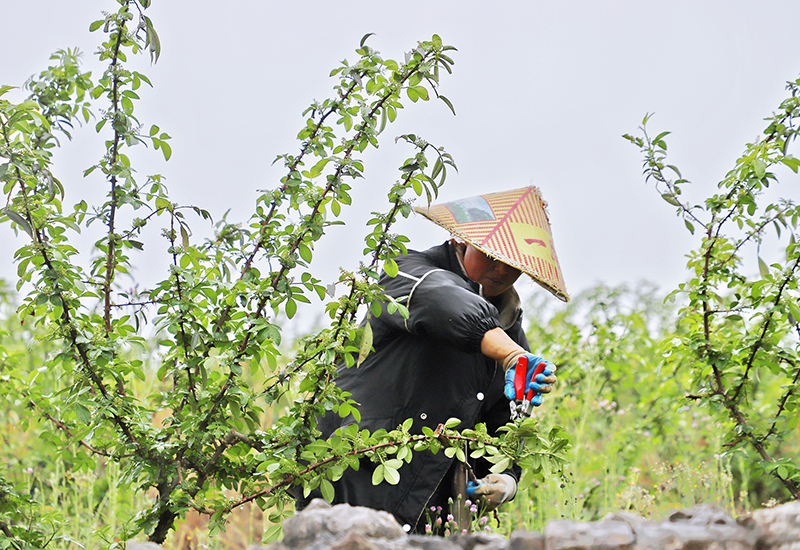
[3,1,800,314]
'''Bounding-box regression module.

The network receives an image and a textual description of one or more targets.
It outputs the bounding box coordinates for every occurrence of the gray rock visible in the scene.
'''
[545,519,636,550]
[126,544,165,550]
[306,499,334,512]
[406,535,463,550]
[328,530,386,550]
[666,504,739,527]
[281,499,406,549]
[602,512,647,528]
[251,501,800,550]
[634,522,753,550]
[449,532,508,550]
[738,500,800,550]
[632,504,754,550]
[508,530,544,550]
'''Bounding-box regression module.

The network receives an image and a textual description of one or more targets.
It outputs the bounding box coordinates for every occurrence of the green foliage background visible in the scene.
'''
[1,1,799,549]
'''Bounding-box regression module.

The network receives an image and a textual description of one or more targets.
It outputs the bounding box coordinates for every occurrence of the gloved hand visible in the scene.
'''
[502,352,557,406]
[466,473,517,511]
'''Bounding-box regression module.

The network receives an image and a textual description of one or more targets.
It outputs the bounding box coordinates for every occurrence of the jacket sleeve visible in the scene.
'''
[375,253,501,353]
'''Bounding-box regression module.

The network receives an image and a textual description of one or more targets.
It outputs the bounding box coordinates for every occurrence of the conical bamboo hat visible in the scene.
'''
[415,186,569,302]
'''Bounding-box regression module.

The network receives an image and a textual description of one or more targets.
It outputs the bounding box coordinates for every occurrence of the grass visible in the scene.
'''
[1,282,797,548]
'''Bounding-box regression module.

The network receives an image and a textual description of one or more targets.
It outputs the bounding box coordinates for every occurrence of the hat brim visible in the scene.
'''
[414,186,569,302]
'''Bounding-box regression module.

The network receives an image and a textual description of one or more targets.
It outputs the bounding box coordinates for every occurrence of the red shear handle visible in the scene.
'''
[513,356,528,400]
[527,361,547,401]
[514,356,547,401]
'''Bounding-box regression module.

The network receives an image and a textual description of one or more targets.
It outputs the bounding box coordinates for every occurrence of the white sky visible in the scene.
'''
[3,1,800,315]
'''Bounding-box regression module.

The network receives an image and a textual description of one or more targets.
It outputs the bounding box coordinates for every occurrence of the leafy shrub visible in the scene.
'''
[0,1,566,545]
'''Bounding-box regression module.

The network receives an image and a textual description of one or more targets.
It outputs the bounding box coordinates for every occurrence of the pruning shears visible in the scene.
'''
[509,355,547,420]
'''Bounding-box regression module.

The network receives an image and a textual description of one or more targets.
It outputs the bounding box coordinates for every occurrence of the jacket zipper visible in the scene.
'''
[414,460,453,530]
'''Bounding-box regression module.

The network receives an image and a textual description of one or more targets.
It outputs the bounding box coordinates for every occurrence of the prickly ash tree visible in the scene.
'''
[625,80,800,500]
[0,1,568,544]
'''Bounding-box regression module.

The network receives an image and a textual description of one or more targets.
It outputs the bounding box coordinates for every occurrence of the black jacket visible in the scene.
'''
[311,241,528,528]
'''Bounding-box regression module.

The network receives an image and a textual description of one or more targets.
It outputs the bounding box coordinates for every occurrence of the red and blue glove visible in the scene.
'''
[503,353,557,406]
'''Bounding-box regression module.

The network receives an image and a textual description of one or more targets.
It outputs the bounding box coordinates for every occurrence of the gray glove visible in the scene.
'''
[466,473,517,511]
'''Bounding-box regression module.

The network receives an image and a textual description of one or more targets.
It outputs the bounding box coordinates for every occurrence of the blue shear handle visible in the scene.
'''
[466,480,484,495]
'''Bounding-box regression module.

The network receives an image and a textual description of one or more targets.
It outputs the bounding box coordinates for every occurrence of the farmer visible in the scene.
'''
[305,186,568,531]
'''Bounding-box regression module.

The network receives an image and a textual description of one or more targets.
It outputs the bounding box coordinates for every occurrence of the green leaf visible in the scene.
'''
[439,95,456,116]
[489,457,511,474]
[285,299,297,319]
[758,257,770,279]
[360,33,375,47]
[357,322,373,366]
[383,466,400,485]
[264,525,283,544]
[661,193,681,207]
[144,15,161,63]
[397,446,409,461]
[155,197,171,211]
[299,243,313,263]
[160,141,172,161]
[379,107,388,134]
[75,403,92,425]
[89,20,104,32]
[786,300,800,323]
[752,159,766,179]
[309,158,330,178]
[372,463,385,485]
[444,417,461,429]
[320,478,335,502]
[780,156,800,173]
[384,459,403,470]
[653,131,671,147]
[431,158,443,180]
[470,447,485,458]
[384,258,399,278]
[3,208,33,238]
